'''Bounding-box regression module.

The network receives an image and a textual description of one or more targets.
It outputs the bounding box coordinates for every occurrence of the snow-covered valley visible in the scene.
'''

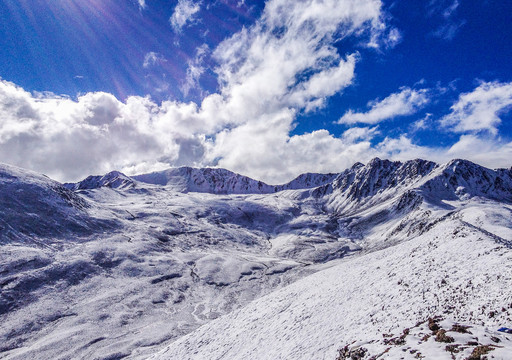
[1,158,512,359]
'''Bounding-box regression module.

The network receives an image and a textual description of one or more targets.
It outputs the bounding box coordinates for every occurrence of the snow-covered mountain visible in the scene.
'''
[64,170,136,191]
[278,172,338,191]
[0,163,115,242]
[132,166,276,193]
[1,158,511,359]
[65,166,338,194]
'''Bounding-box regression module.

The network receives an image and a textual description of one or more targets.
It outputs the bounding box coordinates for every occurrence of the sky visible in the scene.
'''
[0,0,511,183]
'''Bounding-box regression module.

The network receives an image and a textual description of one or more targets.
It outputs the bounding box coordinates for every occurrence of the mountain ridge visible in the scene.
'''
[63,157,512,198]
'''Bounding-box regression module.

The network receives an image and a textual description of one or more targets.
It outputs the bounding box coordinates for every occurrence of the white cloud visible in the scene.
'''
[445,135,512,168]
[211,0,386,124]
[209,115,380,184]
[410,113,432,131]
[138,0,146,10]
[341,126,380,143]
[377,135,439,161]
[143,52,166,68]
[427,0,465,41]
[440,81,512,134]
[284,55,358,113]
[170,0,201,32]
[384,28,402,49]
[196,0,389,180]
[2,77,511,185]
[0,76,379,184]
[432,21,465,41]
[183,63,204,96]
[0,79,209,181]
[338,87,430,124]
[181,44,209,97]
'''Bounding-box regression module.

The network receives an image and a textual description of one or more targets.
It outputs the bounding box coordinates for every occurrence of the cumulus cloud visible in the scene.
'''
[170,0,201,32]
[0,79,209,181]
[210,0,387,124]
[196,0,390,181]
[445,135,512,168]
[0,77,380,184]
[440,81,512,134]
[338,87,430,124]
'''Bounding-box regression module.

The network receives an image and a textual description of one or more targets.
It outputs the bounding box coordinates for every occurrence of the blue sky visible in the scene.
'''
[0,0,511,183]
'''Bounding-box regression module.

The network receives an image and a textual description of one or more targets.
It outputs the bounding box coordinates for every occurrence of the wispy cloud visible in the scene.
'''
[338,87,430,125]
[432,21,466,41]
[342,126,380,143]
[427,0,465,41]
[181,44,208,97]
[410,113,432,132]
[170,0,201,32]
[143,52,166,68]
[383,28,403,49]
[443,0,459,18]
[137,0,146,10]
[440,81,512,134]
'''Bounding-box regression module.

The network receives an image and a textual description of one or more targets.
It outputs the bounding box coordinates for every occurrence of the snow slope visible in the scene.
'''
[0,163,115,243]
[1,158,512,360]
[150,214,512,360]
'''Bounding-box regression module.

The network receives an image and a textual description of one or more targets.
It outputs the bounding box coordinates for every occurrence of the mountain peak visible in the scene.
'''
[366,157,388,167]
[444,158,480,170]
[132,166,275,194]
[65,170,136,191]
[330,158,437,203]
[418,158,512,202]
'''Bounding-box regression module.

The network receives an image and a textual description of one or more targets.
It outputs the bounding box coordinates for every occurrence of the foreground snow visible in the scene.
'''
[150,216,512,359]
